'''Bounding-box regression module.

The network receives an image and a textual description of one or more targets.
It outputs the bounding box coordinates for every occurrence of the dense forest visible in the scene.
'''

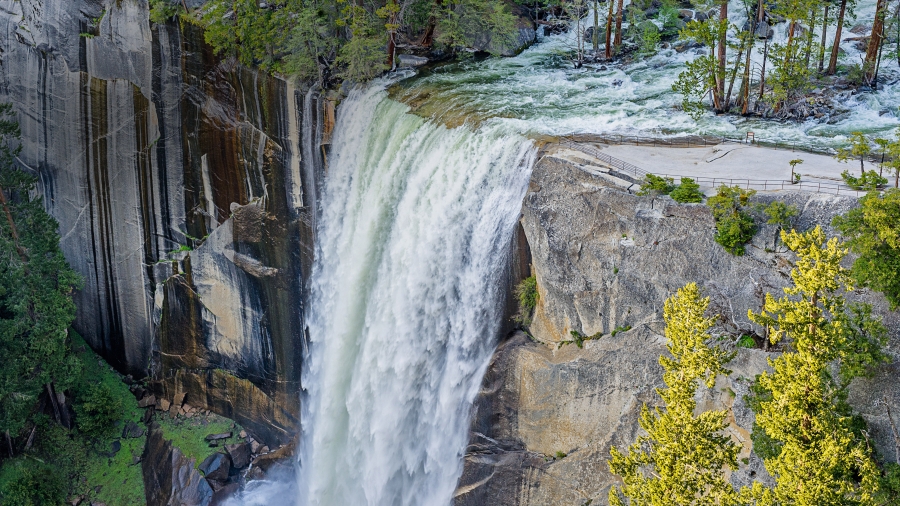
[149,0,899,120]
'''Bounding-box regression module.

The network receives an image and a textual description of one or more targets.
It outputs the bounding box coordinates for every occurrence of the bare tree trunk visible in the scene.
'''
[614,0,624,49]
[386,0,398,70]
[593,0,600,53]
[865,0,887,82]
[741,44,753,114]
[605,0,614,59]
[5,430,12,458]
[874,25,885,84]
[24,425,36,451]
[718,0,728,111]
[420,0,443,47]
[46,383,62,425]
[726,44,744,110]
[758,39,769,102]
[805,7,816,69]
[818,4,829,72]
[786,20,796,52]
[827,0,848,75]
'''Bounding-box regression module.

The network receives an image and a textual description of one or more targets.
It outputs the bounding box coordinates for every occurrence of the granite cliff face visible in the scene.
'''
[456,152,900,505]
[0,0,328,446]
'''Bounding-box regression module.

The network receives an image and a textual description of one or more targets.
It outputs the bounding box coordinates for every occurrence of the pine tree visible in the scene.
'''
[833,189,900,310]
[609,283,741,506]
[0,103,82,443]
[747,226,888,506]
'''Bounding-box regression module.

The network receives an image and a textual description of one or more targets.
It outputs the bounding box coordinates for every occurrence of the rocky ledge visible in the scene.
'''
[455,152,900,505]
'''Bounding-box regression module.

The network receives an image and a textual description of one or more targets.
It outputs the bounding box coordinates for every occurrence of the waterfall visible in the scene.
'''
[236,84,535,505]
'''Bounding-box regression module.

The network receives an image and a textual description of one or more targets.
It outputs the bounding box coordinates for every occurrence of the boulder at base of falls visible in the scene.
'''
[225,442,253,469]
[143,423,213,506]
[199,453,232,483]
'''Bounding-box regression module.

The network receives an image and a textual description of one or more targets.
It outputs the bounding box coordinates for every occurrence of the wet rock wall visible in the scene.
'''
[0,0,328,446]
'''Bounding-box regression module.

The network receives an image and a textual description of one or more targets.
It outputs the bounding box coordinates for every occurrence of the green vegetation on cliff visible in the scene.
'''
[0,103,82,439]
[0,332,146,506]
[834,188,900,309]
[611,227,896,505]
[515,274,539,326]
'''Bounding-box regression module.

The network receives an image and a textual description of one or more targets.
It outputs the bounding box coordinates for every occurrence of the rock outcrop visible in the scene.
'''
[457,153,900,505]
[0,0,327,446]
[143,423,214,506]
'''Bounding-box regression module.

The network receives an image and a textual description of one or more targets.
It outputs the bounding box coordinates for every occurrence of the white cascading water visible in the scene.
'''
[236,83,535,505]
[298,85,534,505]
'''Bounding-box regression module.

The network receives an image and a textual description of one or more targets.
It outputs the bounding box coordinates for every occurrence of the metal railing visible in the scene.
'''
[565,132,896,164]
[556,139,867,197]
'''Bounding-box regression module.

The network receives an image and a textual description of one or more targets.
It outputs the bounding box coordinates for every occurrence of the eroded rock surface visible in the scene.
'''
[0,0,328,446]
[457,154,900,505]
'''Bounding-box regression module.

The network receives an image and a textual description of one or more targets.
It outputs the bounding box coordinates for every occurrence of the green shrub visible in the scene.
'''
[149,0,181,24]
[74,383,122,438]
[669,177,704,203]
[763,201,798,230]
[737,335,756,348]
[610,325,632,337]
[638,174,676,196]
[555,451,567,459]
[514,275,539,325]
[707,185,757,255]
[879,463,900,504]
[0,460,67,506]
[750,421,783,460]
[715,213,756,255]
[841,170,888,191]
[638,21,661,56]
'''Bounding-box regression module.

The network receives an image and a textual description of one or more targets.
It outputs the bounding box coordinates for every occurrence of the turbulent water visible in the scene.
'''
[391,0,900,151]
[236,86,534,505]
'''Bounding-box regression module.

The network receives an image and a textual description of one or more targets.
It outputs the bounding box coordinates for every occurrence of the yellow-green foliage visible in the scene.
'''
[608,283,740,506]
[747,226,888,506]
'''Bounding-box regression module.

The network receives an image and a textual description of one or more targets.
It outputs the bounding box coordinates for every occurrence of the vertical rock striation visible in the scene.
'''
[0,0,327,446]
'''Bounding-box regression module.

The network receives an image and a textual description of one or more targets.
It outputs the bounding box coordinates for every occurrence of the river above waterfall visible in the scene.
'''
[390,0,900,152]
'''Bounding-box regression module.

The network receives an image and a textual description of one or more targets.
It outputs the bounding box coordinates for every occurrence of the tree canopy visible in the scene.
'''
[747,226,888,505]
[0,103,81,436]
[833,189,900,310]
